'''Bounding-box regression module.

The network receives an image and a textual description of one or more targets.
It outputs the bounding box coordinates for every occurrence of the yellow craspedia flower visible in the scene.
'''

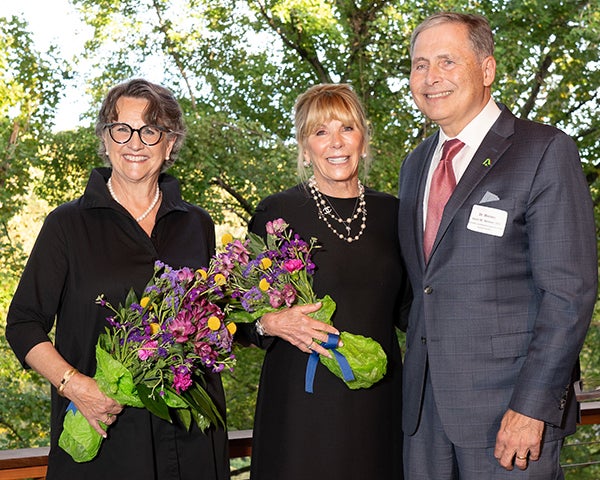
[140,297,151,309]
[149,323,160,335]
[221,233,233,246]
[226,322,237,335]
[260,257,272,269]
[259,278,270,291]
[214,273,226,286]
[207,316,221,331]
[196,268,208,280]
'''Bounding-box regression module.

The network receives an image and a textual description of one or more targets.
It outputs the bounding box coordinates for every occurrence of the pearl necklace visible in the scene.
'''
[107,177,161,223]
[308,176,367,243]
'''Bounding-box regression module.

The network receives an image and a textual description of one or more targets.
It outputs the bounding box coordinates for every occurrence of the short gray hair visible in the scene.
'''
[410,12,494,62]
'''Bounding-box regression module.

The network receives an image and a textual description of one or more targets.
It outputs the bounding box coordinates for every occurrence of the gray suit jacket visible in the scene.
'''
[397,105,597,447]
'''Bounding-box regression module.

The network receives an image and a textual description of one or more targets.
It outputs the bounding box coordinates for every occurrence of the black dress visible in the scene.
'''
[246,184,408,480]
[6,168,229,480]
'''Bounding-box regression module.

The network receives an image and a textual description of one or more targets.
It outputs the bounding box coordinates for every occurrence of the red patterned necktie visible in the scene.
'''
[423,139,465,263]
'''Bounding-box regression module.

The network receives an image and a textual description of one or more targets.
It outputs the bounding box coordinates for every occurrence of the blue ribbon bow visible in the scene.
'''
[305,333,354,393]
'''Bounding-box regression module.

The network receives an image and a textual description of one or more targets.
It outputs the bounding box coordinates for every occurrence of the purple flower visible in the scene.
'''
[130,303,143,314]
[96,295,107,307]
[106,316,121,328]
[241,286,264,311]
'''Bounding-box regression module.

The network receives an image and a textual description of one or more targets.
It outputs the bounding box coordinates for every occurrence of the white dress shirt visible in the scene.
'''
[423,98,502,227]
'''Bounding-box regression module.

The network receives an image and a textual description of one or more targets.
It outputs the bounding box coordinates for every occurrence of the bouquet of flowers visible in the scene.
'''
[59,261,236,463]
[215,218,388,392]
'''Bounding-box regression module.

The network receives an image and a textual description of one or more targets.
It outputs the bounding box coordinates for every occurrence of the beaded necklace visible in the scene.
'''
[308,175,367,243]
[107,177,161,223]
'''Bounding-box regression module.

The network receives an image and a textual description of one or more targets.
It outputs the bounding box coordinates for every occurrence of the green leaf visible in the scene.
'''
[184,384,225,429]
[247,231,268,255]
[136,383,172,423]
[228,309,261,323]
[162,387,188,409]
[124,287,138,307]
[192,410,211,432]
[176,407,192,431]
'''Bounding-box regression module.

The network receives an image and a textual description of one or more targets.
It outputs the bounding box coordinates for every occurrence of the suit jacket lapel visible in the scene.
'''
[428,108,515,263]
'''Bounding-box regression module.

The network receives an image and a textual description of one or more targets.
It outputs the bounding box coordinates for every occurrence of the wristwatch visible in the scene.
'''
[255,319,267,336]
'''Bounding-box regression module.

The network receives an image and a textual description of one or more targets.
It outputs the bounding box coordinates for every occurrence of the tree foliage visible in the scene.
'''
[56,0,598,222]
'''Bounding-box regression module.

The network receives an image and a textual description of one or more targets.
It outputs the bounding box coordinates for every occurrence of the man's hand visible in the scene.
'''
[494,409,544,470]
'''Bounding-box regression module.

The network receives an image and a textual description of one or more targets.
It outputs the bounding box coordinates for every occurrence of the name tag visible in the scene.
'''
[467,204,507,237]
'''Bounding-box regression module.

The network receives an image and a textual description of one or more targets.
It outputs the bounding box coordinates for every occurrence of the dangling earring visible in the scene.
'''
[303,159,311,168]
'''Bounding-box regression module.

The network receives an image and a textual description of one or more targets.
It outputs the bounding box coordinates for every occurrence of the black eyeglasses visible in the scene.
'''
[104,123,171,146]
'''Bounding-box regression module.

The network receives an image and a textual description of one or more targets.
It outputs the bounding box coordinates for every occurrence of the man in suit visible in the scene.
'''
[397,12,597,479]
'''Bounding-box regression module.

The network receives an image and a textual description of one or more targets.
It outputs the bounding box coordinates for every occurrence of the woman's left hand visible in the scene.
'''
[259,302,341,357]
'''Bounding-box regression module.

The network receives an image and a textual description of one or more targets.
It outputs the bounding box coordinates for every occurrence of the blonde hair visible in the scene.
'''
[294,83,372,182]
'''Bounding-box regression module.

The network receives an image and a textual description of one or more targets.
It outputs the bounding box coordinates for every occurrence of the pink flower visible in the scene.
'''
[173,370,193,393]
[268,289,284,308]
[194,341,215,359]
[138,340,158,360]
[177,267,195,282]
[228,240,250,265]
[266,218,288,235]
[283,259,303,273]
[282,283,297,307]
[169,316,196,343]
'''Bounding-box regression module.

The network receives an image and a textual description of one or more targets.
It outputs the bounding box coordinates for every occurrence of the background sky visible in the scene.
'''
[1,0,92,130]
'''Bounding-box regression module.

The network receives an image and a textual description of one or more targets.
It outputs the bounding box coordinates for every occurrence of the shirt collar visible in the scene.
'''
[439,98,502,148]
[82,167,189,215]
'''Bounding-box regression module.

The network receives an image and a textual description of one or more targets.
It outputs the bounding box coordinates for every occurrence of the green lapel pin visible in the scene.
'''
[482,158,491,167]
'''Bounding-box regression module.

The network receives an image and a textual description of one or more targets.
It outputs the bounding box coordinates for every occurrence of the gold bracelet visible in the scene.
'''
[57,367,78,397]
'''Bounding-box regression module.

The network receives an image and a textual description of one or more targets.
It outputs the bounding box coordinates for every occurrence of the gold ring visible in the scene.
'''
[516,455,527,460]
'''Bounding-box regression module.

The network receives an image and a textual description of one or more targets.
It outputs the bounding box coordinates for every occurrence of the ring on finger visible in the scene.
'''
[516,454,527,460]
[307,340,315,350]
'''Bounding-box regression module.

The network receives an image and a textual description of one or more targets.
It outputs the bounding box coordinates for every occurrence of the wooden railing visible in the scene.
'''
[0,429,253,480]
[2,389,600,480]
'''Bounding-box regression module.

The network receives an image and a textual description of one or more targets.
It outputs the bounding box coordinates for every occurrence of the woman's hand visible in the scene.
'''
[260,302,341,357]
[24,342,123,438]
[62,372,123,437]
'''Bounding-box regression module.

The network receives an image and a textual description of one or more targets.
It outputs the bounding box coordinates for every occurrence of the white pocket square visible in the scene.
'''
[480,191,500,203]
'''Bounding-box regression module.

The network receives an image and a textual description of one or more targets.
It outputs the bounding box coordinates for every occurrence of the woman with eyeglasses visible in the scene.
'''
[6,79,229,480]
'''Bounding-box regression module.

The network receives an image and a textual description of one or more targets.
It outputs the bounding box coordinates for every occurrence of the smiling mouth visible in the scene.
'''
[124,154,147,163]
[327,156,349,164]
[425,91,452,99]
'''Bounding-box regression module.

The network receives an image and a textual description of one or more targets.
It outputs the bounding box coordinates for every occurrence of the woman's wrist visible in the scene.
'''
[256,318,269,336]
[57,367,79,396]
